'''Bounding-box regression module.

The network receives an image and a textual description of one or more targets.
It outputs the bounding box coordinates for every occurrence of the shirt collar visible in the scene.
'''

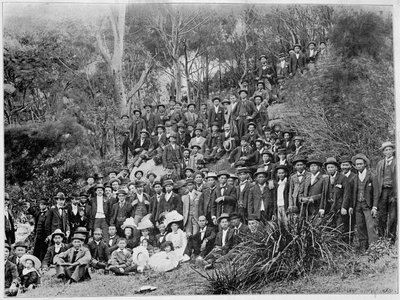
[278,177,287,184]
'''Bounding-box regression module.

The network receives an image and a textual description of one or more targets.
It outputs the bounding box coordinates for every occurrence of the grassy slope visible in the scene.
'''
[22,253,397,297]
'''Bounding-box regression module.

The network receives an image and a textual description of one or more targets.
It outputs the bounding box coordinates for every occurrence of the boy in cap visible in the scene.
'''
[42,229,70,271]
[211,172,237,224]
[88,228,110,273]
[350,154,379,250]
[45,192,70,243]
[108,238,137,275]
[375,142,397,241]
[4,243,19,296]
[204,213,234,269]
[54,233,91,283]
[25,199,49,261]
[232,89,257,139]
[182,179,201,236]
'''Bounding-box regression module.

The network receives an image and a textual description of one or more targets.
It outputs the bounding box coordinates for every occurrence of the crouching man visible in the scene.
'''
[54,233,91,284]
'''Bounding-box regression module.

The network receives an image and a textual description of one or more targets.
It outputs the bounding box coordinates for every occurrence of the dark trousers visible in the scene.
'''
[90,259,107,269]
[378,187,397,241]
[33,233,48,261]
[122,137,129,166]
[237,117,249,140]
[93,218,109,240]
[355,201,378,250]
[109,265,136,275]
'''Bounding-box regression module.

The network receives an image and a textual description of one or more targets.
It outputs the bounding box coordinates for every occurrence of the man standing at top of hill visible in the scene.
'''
[289,44,306,77]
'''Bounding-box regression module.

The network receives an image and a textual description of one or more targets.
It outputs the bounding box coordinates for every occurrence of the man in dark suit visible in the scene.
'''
[150,181,164,225]
[131,129,153,168]
[183,103,198,125]
[110,190,133,237]
[25,199,49,261]
[45,192,70,242]
[236,167,253,221]
[275,166,290,225]
[4,244,19,296]
[105,225,120,254]
[42,229,70,270]
[129,109,147,149]
[89,184,111,240]
[302,157,328,219]
[176,122,191,148]
[199,172,218,223]
[66,194,82,242]
[5,193,16,245]
[204,213,234,269]
[8,241,28,277]
[211,172,237,225]
[158,180,182,215]
[143,104,156,135]
[288,156,309,214]
[229,213,250,245]
[216,123,238,160]
[232,89,257,139]
[306,41,318,71]
[248,168,276,224]
[276,52,289,86]
[253,95,269,132]
[375,142,397,241]
[208,97,224,131]
[229,137,254,168]
[350,154,379,251]
[88,228,110,271]
[162,133,183,176]
[289,44,306,77]
[153,104,169,126]
[182,215,216,262]
[320,157,351,235]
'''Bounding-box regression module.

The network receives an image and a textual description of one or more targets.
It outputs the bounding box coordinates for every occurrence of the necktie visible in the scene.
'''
[234,228,239,235]
[71,250,79,263]
[330,176,335,185]
[120,202,123,208]
[221,187,225,196]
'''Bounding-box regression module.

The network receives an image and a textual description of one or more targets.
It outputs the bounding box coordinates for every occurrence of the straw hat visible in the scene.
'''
[51,229,65,240]
[121,217,137,230]
[137,214,154,231]
[20,254,41,269]
[71,233,86,241]
[164,210,184,227]
[380,141,395,151]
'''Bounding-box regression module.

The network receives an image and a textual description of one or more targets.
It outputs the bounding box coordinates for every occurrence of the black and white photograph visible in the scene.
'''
[2,1,399,297]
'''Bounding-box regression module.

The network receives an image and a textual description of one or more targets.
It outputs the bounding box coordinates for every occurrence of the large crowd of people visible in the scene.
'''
[4,41,396,296]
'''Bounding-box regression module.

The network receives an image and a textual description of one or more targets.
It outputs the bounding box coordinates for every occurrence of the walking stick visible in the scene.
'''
[348,212,352,244]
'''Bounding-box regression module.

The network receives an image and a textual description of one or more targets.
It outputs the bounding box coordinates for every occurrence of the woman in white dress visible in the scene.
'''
[148,241,178,272]
[165,221,187,261]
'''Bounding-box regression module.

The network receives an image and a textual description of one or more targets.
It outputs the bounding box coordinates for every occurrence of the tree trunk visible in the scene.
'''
[183,41,191,103]
[205,51,209,98]
[173,58,182,101]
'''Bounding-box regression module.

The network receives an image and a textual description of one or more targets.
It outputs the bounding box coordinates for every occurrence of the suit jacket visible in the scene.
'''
[87,240,109,262]
[143,112,156,134]
[130,193,151,217]
[153,111,169,126]
[66,204,81,233]
[376,158,397,198]
[42,243,71,268]
[88,197,112,230]
[344,171,357,206]
[109,249,133,267]
[183,111,198,125]
[243,132,260,149]
[303,173,329,209]
[232,223,250,245]
[28,206,48,236]
[182,190,201,226]
[188,153,204,170]
[152,133,167,149]
[162,144,183,167]
[257,163,276,180]
[199,187,215,218]
[352,170,379,210]
[188,136,206,154]
[177,132,191,148]
[106,234,120,254]
[282,140,296,153]
[129,118,146,142]
[110,202,133,227]
[208,105,224,129]
[205,132,222,152]
[132,137,152,153]
[255,64,276,84]
[236,181,253,212]
[150,193,164,222]
[254,104,269,127]
[289,52,306,74]
[8,255,24,277]
[274,178,290,211]
[211,185,237,218]
[276,60,289,78]
[54,246,91,265]
[4,260,18,288]
[322,172,351,212]
[45,206,70,237]
[158,192,182,215]
[214,228,234,254]
[231,100,257,119]
[288,171,310,208]
[248,184,276,219]
[229,145,254,164]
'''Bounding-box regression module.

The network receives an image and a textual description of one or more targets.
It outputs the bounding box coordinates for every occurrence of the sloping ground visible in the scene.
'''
[22,253,397,297]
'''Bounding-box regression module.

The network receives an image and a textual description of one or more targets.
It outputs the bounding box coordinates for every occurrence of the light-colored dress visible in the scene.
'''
[148,251,178,272]
[166,229,187,260]
[131,246,150,269]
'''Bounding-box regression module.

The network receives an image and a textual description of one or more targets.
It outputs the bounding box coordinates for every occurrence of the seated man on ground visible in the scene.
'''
[4,244,19,297]
[108,238,137,276]
[88,228,110,273]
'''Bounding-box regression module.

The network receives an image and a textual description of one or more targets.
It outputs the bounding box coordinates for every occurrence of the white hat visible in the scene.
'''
[163,210,184,227]
[20,254,41,269]
[121,217,137,230]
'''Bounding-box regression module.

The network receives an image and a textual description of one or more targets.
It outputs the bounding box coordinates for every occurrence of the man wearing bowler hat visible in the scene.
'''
[351,153,379,250]
[131,129,153,168]
[89,184,111,240]
[143,104,156,135]
[162,132,184,176]
[154,103,169,126]
[248,167,276,224]
[45,192,70,243]
[110,190,133,236]
[252,81,270,105]
[199,172,219,223]
[25,198,49,261]
[131,180,151,225]
[232,89,257,139]
[236,167,253,221]
[306,41,318,71]
[208,97,224,131]
[184,102,198,125]
[288,156,309,214]
[211,172,237,225]
[275,165,290,226]
[375,141,397,241]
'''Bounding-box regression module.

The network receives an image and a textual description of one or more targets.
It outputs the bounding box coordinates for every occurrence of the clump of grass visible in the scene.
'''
[197,212,353,294]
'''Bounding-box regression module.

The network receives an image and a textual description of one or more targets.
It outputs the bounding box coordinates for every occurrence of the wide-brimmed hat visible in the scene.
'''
[75,227,89,235]
[184,167,195,173]
[212,96,221,102]
[109,178,121,185]
[292,156,308,165]
[13,241,28,249]
[116,189,127,196]
[275,165,288,173]
[339,156,353,164]
[247,122,256,128]
[259,54,267,60]
[153,180,162,187]
[163,179,174,187]
[94,184,105,191]
[155,124,165,130]
[187,103,196,108]
[71,233,86,241]
[54,192,66,200]
[256,80,265,88]
[324,157,341,168]
[293,136,304,142]
[238,89,248,95]
[137,214,154,231]
[135,180,145,187]
[146,172,157,179]
[293,43,302,49]
[134,170,144,177]
[277,148,287,155]
[140,129,150,136]
[191,144,202,150]
[164,210,184,227]
[132,109,142,115]
[279,52,286,58]
[228,173,239,180]
[186,178,195,185]
[217,171,230,178]
[206,172,218,179]
[143,103,153,109]
[306,156,323,167]
[183,148,191,154]
[121,217,137,230]
[221,99,231,105]
[351,153,370,166]
[253,95,264,102]
[229,212,241,221]
[51,229,65,240]
[308,41,317,47]
[380,141,395,151]
[177,122,186,128]
[217,213,230,223]
[254,167,268,177]
[261,151,274,160]
[237,167,250,174]
[20,254,41,269]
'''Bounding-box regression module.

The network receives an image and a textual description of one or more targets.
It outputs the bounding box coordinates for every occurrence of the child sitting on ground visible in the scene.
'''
[19,254,41,293]
[108,238,137,276]
[148,241,178,272]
